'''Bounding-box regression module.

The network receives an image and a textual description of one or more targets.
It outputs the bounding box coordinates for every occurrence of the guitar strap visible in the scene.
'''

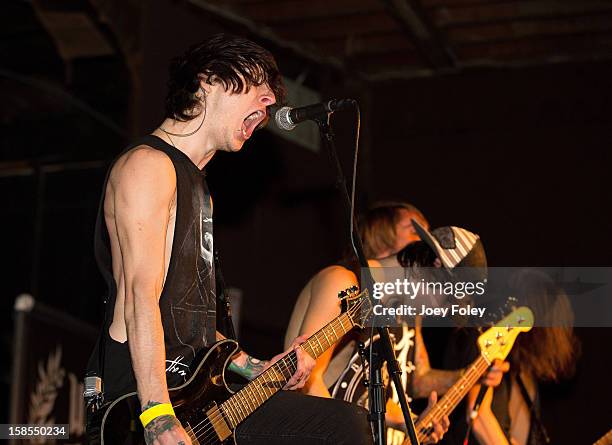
[515,374,550,444]
[215,250,238,341]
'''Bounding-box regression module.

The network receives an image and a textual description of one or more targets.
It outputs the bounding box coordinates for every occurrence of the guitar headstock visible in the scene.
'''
[338,286,371,329]
[477,306,534,363]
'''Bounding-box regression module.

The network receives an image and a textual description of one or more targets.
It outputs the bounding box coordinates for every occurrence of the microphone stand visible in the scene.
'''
[314,115,420,445]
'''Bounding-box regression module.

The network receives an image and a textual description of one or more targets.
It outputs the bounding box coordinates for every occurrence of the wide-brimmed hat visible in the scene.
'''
[412,219,487,274]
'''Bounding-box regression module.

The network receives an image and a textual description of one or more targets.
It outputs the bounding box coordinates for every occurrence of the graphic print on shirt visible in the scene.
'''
[330,324,415,445]
[168,185,216,383]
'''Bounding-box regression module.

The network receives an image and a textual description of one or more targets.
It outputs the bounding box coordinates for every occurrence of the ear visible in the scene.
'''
[434,258,442,268]
[198,77,212,96]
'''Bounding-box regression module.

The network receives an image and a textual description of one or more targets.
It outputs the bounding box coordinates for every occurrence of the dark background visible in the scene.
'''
[2,0,611,443]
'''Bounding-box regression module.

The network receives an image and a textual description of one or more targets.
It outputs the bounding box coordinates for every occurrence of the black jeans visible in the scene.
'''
[234,390,373,444]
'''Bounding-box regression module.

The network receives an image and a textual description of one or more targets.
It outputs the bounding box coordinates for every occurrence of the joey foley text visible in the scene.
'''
[371,277,487,318]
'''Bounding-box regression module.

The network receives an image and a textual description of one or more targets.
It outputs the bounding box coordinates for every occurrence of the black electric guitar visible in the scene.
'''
[87,286,370,444]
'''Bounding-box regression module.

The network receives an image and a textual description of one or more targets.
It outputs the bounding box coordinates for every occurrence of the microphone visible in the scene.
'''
[275,98,356,130]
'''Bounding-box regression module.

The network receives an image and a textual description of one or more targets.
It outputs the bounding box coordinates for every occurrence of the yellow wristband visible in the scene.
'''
[139,403,176,427]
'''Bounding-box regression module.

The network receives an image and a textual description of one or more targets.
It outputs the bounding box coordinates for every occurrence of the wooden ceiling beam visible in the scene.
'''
[384,0,456,68]
[187,0,346,70]
[432,0,612,28]
[422,0,532,8]
[447,15,612,44]
[346,50,422,70]
[455,31,612,60]
[269,12,401,40]
[310,32,417,56]
[222,0,385,24]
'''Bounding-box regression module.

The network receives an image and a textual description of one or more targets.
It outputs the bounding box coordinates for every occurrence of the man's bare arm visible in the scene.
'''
[299,266,357,397]
[411,320,462,398]
[226,339,315,390]
[466,385,511,445]
[228,352,268,380]
[213,331,268,380]
[114,148,191,444]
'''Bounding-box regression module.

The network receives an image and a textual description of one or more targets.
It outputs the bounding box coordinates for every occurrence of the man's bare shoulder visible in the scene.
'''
[113,145,173,176]
[311,265,358,294]
[317,265,355,280]
[110,145,176,192]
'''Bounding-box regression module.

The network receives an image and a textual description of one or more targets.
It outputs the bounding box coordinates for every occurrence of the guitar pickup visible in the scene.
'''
[205,402,232,441]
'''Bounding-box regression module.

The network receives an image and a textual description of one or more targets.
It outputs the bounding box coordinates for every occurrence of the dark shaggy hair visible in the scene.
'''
[165,33,286,121]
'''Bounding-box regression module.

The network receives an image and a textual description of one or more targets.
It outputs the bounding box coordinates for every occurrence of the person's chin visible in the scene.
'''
[222,135,244,152]
[228,140,245,152]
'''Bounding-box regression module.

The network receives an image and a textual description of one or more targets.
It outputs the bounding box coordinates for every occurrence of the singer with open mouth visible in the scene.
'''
[84,34,372,445]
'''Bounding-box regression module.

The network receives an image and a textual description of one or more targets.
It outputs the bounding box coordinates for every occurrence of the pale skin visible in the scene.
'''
[106,78,314,445]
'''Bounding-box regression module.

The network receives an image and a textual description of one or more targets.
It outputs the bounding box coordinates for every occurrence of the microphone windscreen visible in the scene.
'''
[275,106,295,131]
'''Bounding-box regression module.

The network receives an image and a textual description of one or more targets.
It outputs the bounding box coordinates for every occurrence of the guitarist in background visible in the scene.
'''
[86,34,372,445]
[285,203,508,444]
[443,269,579,445]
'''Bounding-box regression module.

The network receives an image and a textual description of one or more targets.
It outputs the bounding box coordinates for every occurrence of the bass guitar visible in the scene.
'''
[403,306,534,444]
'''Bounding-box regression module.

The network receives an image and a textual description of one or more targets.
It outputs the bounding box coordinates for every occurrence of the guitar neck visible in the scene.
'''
[220,311,355,428]
[414,354,490,442]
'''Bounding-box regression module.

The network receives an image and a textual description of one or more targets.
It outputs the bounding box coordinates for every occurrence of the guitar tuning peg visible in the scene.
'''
[337,290,348,299]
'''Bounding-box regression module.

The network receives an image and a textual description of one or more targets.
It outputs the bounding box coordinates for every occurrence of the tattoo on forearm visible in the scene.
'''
[144,415,181,444]
[142,400,181,445]
[229,354,268,380]
[142,400,161,411]
[413,327,431,372]
[412,369,462,399]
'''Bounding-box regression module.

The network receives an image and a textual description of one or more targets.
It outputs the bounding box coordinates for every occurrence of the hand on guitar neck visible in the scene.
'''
[480,359,510,387]
[265,334,316,390]
[227,333,315,390]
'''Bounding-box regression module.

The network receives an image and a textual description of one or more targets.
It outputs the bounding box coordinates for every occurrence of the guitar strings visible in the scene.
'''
[190,317,353,440]
[416,316,527,438]
[190,317,339,442]
[416,358,489,439]
[189,298,367,442]
[190,352,301,443]
[195,301,512,443]
[417,323,521,436]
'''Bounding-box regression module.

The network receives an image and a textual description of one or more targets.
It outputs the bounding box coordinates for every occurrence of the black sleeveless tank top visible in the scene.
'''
[87,135,216,401]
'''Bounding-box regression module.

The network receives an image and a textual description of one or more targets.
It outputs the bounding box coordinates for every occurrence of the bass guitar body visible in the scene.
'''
[87,287,369,445]
[87,339,239,445]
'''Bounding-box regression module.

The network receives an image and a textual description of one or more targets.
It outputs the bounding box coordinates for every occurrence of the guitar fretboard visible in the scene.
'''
[220,311,356,428]
[413,354,490,442]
